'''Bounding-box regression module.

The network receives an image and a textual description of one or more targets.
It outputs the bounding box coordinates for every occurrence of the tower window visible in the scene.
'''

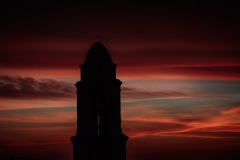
[97,115,100,135]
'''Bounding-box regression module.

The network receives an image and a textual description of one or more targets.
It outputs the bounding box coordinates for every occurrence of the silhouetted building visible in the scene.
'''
[71,42,128,160]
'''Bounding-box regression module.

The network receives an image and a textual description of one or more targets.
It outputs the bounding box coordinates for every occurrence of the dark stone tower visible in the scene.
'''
[71,42,128,160]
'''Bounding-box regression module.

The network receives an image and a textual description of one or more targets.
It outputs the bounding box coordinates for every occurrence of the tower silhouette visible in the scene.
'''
[71,42,128,160]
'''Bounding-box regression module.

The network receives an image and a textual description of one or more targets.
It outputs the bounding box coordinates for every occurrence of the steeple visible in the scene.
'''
[71,42,128,160]
[84,42,112,65]
[80,42,116,81]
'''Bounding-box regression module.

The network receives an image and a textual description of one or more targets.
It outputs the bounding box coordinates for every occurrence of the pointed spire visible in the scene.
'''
[84,42,112,65]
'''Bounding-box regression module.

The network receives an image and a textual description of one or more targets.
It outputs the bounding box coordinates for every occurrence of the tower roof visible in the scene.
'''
[84,42,112,65]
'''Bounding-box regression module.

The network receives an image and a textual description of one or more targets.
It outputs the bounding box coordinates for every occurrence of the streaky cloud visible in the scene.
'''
[0,75,75,99]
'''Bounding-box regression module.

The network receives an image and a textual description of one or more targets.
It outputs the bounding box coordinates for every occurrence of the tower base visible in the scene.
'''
[71,134,128,160]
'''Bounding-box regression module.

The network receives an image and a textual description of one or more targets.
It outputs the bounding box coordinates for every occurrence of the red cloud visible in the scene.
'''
[122,120,189,138]
[121,86,224,101]
[120,104,240,139]
[222,106,240,114]
[118,66,240,80]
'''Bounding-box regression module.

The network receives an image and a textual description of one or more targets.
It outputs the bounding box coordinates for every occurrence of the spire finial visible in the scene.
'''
[95,34,100,42]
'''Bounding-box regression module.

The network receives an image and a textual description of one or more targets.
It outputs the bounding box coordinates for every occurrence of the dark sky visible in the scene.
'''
[1,2,240,70]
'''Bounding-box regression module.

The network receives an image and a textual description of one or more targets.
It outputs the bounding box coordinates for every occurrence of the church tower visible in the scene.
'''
[71,42,128,160]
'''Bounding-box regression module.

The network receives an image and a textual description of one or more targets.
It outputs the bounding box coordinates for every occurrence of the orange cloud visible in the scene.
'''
[121,104,240,139]
[222,106,240,114]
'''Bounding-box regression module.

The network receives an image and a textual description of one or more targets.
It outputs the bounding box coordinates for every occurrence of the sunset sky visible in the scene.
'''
[0,2,240,160]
